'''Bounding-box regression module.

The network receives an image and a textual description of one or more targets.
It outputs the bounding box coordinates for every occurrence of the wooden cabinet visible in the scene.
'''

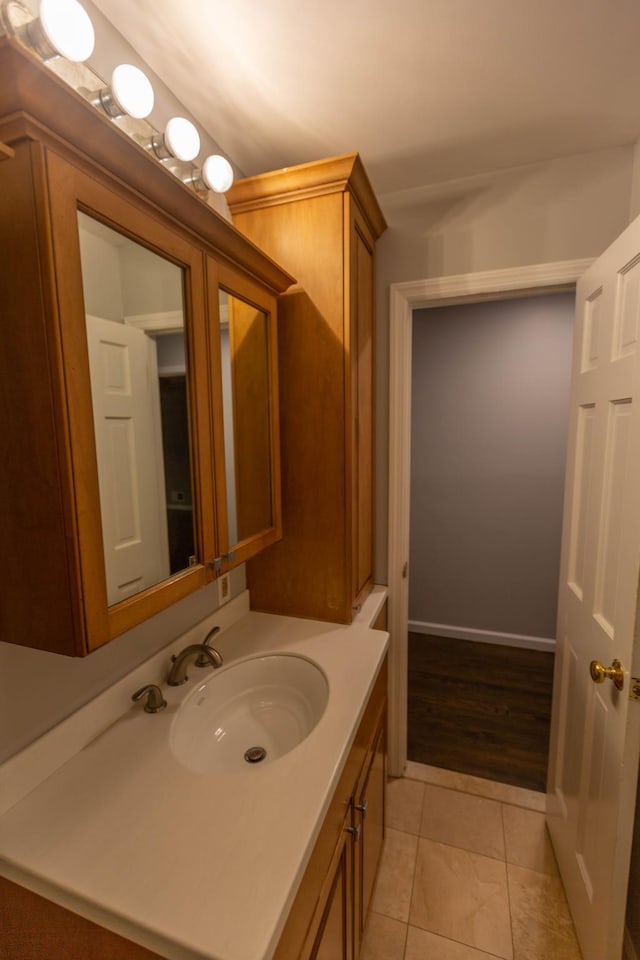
[310,817,354,960]
[274,656,387,960]
[0,39,292,656]
[0,877,167,960]
[207,259,283,569]
[353,722,386,956]
[227,156,387,624]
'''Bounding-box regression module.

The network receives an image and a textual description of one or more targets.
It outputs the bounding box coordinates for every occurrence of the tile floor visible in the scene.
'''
[362,766,583,960]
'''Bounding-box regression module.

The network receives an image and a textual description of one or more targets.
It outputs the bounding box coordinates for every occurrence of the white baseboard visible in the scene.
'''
[624,926,639,960]
[408,619,556,652]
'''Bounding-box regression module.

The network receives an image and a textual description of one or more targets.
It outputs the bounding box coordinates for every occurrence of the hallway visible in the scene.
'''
[407,635,554,791]
[362,765,582,960]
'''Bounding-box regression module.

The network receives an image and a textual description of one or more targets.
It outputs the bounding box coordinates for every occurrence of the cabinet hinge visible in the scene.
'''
[630,679,640,702]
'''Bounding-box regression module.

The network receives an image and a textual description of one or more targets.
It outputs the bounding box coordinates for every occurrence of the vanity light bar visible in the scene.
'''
[0,0,235,194]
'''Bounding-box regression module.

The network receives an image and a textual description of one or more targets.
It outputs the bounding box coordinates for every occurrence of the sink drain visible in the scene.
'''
[244,745,267,764]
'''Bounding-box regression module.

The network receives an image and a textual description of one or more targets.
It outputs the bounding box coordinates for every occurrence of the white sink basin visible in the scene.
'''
[170,653,329,774]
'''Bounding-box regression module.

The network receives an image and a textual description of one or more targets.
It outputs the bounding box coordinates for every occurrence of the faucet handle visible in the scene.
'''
[195,625,222,668]
[132,684,167,714]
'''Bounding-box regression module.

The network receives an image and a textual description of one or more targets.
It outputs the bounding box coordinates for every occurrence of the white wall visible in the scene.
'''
[77,227,124,321]
[409,293,574,641]
[375,146,635,582]
[120,245,184,317]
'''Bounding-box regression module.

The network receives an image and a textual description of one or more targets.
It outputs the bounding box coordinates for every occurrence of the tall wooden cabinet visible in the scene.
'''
[227,156,386,623]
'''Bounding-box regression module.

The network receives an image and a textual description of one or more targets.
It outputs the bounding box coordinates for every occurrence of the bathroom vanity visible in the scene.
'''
[0,594,388,960]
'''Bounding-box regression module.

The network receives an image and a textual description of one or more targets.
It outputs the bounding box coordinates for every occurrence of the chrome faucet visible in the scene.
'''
[168,642,223,686]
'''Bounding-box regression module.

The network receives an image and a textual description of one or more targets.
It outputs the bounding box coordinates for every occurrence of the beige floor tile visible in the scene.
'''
[405,762,546,812]
[502,805,558,876]
[387,777,425,834]
[410,838,513,959]
[420,784,505,860]
[370,828,418,922]
[405,926,503,959]
[360,912,408,960]
[507,863,582,960]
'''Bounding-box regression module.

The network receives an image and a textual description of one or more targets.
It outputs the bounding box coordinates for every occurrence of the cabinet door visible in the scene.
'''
[206,258,282,570]
[0,875,166,960]
[311,826,354,960]
[348,202,375,612]
[45,150,216,651]
[354,714,386,956]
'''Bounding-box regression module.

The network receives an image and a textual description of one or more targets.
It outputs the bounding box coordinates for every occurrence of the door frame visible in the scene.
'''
[386,257,595,777]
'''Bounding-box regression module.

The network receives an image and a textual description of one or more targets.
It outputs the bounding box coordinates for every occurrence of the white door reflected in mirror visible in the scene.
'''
[78,212,195,605]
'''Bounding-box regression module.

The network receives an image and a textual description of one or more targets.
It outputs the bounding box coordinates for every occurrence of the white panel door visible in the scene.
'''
[86,315,170,605]
[547,220,640,960]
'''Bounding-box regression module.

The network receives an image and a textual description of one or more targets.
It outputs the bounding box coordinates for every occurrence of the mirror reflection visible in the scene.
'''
[77,212,195,605]
[218,290,272,547]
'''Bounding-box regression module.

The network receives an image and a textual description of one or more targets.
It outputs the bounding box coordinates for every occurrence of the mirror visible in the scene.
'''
[218,289,273,547]
[77,212,196,605]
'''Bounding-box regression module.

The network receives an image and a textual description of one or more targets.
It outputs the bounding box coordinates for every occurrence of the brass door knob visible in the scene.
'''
[590,659,625,691]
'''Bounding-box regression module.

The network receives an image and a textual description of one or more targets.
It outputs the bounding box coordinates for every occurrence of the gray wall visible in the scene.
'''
[408,293,574,640]
[374,146,635,584]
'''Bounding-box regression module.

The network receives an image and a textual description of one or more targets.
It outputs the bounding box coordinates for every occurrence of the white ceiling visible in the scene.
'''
[91,0,640,195]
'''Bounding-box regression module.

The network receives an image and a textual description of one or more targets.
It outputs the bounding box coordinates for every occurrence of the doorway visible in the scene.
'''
[406,292,574,790]
[386,258,593,779]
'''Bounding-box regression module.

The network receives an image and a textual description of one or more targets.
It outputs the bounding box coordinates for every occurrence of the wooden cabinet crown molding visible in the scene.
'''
[0,38,294,296]
[227,152,388,241]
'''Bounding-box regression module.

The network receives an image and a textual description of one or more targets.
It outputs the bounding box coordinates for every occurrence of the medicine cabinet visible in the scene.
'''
[0,38,292,656]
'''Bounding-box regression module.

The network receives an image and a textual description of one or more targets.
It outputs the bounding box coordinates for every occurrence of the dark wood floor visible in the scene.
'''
[407,633,554,792]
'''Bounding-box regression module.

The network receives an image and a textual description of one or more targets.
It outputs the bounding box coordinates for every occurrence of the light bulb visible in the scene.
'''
[110,64,154,119]
[36,0,95,61]
[201,155,234,193]
[164,117,200,162]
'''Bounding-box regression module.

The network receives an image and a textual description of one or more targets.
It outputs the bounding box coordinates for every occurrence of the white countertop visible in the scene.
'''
[0,595,388,960]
